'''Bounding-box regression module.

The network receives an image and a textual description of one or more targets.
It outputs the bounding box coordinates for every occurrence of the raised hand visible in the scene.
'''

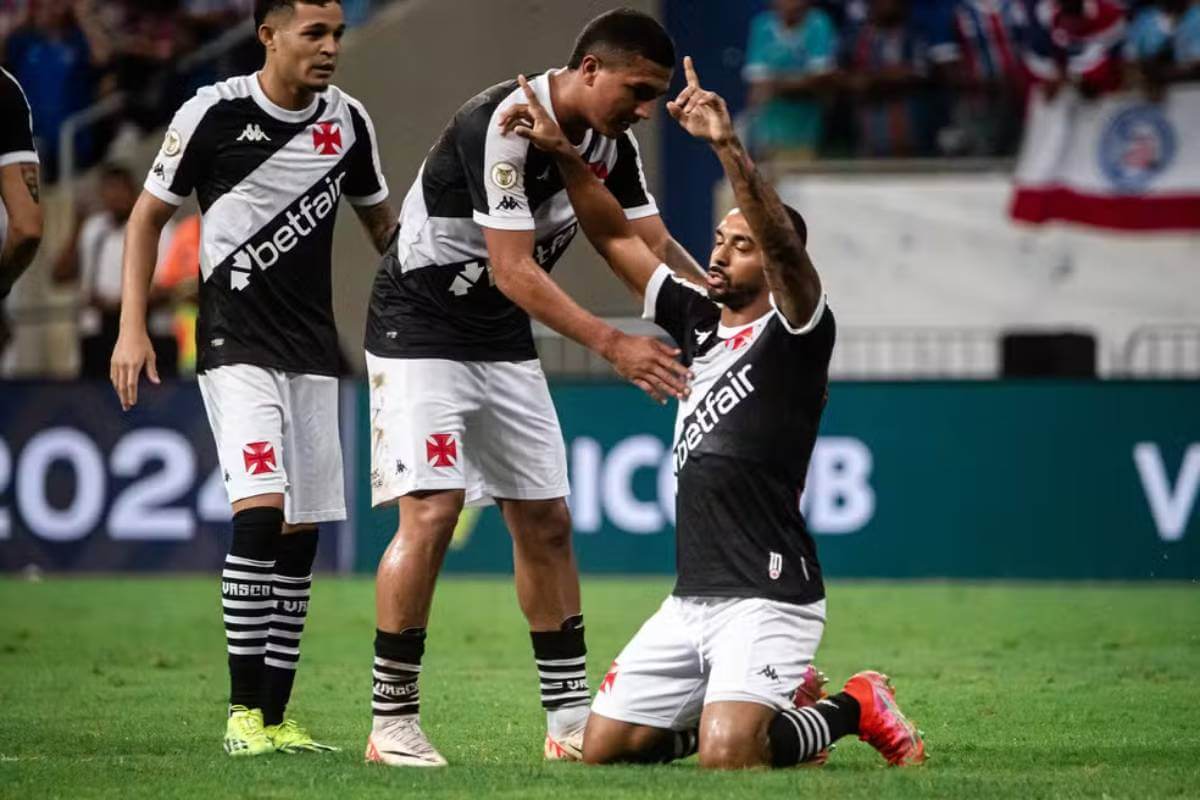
[666,56,735,146]
[496,74,573,157]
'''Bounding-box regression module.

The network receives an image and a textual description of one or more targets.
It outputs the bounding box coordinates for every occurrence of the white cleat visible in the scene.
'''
[364,716,448,767]
[544,729,584,761]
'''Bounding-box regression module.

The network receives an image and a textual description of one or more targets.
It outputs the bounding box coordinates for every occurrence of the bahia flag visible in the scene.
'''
[1010,85,1200,230]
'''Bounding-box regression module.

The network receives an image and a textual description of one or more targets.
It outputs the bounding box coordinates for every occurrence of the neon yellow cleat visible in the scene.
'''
[265,719,340,753]
[224,706,274,757]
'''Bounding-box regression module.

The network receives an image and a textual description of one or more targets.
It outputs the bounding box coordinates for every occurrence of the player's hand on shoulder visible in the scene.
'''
[110,329,160,411]
[497,74,573,157]
[601,331,691,405]
[666,56,735,147]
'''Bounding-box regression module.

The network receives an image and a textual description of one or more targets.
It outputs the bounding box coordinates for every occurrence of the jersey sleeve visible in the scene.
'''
[462,92,535,231]
[0,69,38,167]
[144,89,219,206]
[343,97,389,207]
[641,263,715,348]
[605,130,658,220]
[769,291,828,336]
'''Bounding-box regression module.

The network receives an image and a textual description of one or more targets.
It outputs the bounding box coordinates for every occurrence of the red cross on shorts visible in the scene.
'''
[588,161,609,180]
[599,661,619,694]
[242,441,277,475]
[426,433,458,468]
[725,326,755,351]
[312,121,342,155]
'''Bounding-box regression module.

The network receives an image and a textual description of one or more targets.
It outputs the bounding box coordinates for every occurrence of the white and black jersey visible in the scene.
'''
[1,67,38,259]
[0,67,37,168]
[145,74,387,375]
[643,265,836,605]
[364,69,658,362]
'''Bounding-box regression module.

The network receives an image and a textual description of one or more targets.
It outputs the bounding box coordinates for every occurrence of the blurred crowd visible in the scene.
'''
[741,0,1200,158]
[0,0,380,183]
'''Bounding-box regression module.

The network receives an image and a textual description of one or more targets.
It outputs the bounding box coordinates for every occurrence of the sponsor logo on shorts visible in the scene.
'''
[426,433,458,468]
[242,441,278,475]
[768,551,783,580]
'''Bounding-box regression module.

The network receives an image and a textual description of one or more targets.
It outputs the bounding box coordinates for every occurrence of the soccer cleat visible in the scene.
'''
[792,665,831,766]
[364,716,448,767]
[265,719,340,753]
[544,729,584,761]
[224,705,274,757]
[842,671,926,766]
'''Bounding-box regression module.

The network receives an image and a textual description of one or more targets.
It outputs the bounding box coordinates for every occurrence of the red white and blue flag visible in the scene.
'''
[1010,86,1200,230]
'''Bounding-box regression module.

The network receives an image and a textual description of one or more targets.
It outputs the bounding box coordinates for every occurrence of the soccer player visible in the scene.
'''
[500,58,927,769]
[111,0,394,757]
[0,66,43,304]
[361,9,696,767]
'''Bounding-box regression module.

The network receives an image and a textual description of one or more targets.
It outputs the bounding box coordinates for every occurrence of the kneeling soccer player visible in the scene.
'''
[500,59,925,769]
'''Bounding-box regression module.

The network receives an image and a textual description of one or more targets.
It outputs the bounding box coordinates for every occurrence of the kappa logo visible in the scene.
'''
[768,551,783,580]
[448,260,494,296]
[152,162,166,180]
[695,329,712,346]
[426,433,458,468]
[312,121,342,155]
[496,195,522,212]
[229,171,346,290]
[237,123,271,143]
[242,441,277,475]
[758,665,780,681]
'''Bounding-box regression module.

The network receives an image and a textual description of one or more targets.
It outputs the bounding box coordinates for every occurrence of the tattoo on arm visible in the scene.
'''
[715,139,819,318]
[356,202,397,255]
[21,164,39,204]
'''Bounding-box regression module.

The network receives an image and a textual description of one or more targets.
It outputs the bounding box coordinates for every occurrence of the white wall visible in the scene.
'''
[772,172,1200,374]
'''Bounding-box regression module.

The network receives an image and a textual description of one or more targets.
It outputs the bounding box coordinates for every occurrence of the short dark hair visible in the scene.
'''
[567,8,675,70]
[784,205,808,245]
[254,0,341,28]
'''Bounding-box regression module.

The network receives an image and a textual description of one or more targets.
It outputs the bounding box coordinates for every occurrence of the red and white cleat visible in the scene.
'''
[544,729,584,761]
[792,665,831,766]
[842,671,926,766]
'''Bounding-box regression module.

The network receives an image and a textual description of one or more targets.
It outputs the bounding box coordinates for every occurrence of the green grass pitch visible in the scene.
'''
[1,577,1198,798]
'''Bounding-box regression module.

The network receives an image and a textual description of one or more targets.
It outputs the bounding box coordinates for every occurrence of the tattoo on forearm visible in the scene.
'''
[719,143,802,267]
[21,164,40,204]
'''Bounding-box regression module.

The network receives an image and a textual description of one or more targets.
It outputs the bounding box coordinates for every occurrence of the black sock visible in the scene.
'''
[373,628,425,719]
[261,527,318,726]
[221,507,282,710]
[769,692,861,767]
[530,614,590,716]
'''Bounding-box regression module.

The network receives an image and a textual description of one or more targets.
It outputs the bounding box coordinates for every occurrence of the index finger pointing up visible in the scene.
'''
[517,74,541,107]
[683,55,700,89]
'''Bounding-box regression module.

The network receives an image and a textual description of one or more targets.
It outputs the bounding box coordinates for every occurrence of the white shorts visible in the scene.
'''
[365,354,570,508]
[197,364,346,524]
[590,595,826,731]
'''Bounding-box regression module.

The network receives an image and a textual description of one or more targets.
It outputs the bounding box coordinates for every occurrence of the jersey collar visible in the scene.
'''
[251,72,322,123]
[717,308,773,339]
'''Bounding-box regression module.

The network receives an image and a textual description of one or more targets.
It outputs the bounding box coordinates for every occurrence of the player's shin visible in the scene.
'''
[262,527,318,726]
[768,692,860,767]
[222,507,283,711]
[532,614,590,757]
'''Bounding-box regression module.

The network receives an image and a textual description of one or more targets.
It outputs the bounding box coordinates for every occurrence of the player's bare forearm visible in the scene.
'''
[118,193,176,332]
[485,231,618,355]
[712,137,820,322]
[353,200,397,255]
[631,216,705,285]
[0,163,43,296]
[551,149,660,295]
